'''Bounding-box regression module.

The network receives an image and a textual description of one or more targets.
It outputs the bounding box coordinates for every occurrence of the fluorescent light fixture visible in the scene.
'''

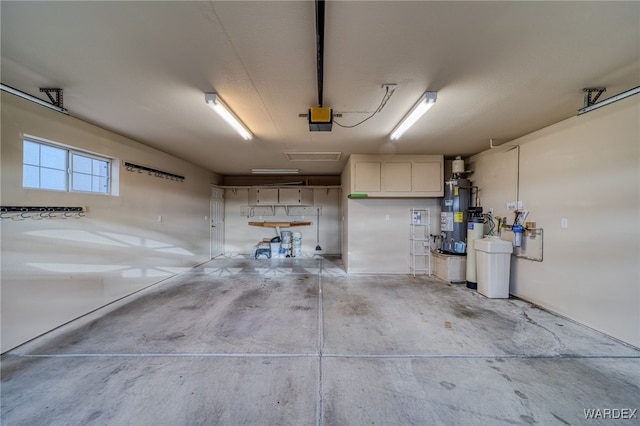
[390,91,437,140]
[251,168,299,174]
[1,84,68,114]
[205,92,252,140]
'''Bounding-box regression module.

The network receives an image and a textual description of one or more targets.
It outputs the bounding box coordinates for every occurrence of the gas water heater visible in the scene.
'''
[440,178,471,254]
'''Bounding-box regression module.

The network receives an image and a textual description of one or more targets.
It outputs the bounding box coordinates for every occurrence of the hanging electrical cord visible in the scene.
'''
[483,213,496,236]
[333,86,396,129]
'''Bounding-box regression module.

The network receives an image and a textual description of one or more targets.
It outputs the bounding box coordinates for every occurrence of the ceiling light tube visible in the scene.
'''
[251,168,299,174]
[205,92,252,140]
[390,91,437,140]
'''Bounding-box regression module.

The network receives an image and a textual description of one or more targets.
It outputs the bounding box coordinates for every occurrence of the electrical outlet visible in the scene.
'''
[507,201,524,210]
[561,218,568,228]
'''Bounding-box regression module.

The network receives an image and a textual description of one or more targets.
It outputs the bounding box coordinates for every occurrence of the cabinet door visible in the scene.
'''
[278,188,313,205]
[278,188,300,204]
[383,162,412,192]
[354,162,381,192]
[298,188,314,205]
[413,161,442,193]
[250,188,279,205]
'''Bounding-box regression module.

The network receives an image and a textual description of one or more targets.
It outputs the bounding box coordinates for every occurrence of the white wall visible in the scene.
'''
[343,197,441,274]
[223,187,341,256]
[340,155,443,274]
[468,94,640,347]
[1,92,217,352]
[341,162,352,269]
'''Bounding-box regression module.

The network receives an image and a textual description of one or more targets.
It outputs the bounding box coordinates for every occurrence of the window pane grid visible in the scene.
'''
[23,141,41,166]
[41,145,67,169]
[71,172,109,193]
[92,159,109,177]
[71,151,109,193]
[23,139,111,195]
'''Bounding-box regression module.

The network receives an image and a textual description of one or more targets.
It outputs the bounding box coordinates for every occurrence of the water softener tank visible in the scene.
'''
[440,178,471,254]
[466,217,484,289]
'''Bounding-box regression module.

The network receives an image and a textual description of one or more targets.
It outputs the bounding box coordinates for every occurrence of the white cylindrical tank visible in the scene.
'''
[452,156,465,174]
[465,220,484,289]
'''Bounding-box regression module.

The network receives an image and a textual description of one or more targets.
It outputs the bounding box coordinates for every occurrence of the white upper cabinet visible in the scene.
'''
[248,187,314,206]
[346,154,443,197]
[278,188,314,205]
[413,161,443,193]
[248,188,279,205]
[354,162,381,192]
[382,162,413,192]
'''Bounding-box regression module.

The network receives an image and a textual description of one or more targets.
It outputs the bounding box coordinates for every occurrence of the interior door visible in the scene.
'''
[211,187,224,258]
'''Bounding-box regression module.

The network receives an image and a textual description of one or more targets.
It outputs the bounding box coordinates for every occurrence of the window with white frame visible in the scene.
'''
[23,138,111,194]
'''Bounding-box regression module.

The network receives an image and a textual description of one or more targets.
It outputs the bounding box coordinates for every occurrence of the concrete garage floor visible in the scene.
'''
[2,256,639,425]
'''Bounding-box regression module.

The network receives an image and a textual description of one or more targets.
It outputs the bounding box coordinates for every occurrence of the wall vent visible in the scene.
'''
[284,152,341,161]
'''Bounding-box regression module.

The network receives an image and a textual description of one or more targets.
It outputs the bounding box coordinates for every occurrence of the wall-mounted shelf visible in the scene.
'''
[410,208,431,277]
[248,221,313,237]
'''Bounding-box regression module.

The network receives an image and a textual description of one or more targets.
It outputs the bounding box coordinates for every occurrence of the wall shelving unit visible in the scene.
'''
[410,208,431,277]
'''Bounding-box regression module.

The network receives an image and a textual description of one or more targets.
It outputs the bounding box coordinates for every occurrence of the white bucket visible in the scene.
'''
[292,232,302,257]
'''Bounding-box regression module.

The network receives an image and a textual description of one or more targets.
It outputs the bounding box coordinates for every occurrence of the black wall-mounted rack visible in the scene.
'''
[0,206,86,219]
[124,162,184,182]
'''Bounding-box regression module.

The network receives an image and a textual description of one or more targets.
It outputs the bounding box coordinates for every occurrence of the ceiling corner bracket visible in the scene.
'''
[582,87,606,108]
[39,88,64,109]
[577,86,639,116]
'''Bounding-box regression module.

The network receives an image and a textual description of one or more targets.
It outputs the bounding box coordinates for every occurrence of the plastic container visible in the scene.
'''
[254,242,271,259]
[270,236,282,258]
[292,232,302,257]
[474,237,513,298]
[270,242,281,258]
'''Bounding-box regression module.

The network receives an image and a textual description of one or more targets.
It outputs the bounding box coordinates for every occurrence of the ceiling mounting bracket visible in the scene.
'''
[39,88,64,109]
[582,87,606,108]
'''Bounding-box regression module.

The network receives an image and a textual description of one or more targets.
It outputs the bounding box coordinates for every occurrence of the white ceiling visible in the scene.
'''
[2,1,639,176]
